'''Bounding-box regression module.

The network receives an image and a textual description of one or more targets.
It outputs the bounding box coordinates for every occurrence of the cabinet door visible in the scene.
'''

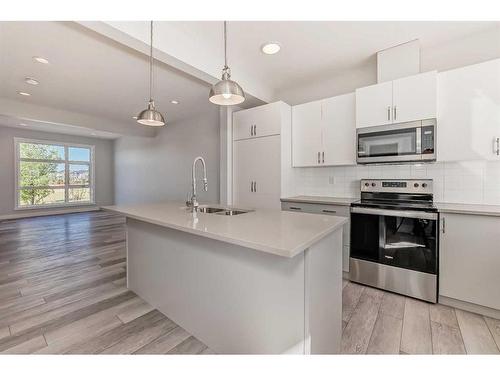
[437,59,500,162]
[355,81,393,128]
[233,102,282,141]
[233,136,281,210]
[322,93,356,166]
[292,100,323,167]
[392,71,437,123]
[440,213,500,310]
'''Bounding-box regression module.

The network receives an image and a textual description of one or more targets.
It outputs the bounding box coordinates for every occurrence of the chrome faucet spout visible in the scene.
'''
[189,156,208,210]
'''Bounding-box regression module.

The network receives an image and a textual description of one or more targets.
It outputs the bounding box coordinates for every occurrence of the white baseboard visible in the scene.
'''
[439,295,500,320]
[0,206,100,221]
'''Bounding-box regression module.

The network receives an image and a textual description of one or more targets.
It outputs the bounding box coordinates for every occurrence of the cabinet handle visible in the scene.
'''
[387,106,391,121]
[495,137,500,156]
[254,125,257,136]
[441,217,446,234]
[250,181,254,192]
[322,209,336,214]
[322,151,325,163]
[254,181,257,192]
[250,126,253,136]
[393,106,397,121]
[289,206,302,211]
[317,151,320,164]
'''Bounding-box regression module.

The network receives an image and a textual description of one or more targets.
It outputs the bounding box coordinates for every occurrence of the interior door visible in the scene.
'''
[292,100,323,167]
[322,93,356,166]
[392,71,437,123]
[355,81,393,128]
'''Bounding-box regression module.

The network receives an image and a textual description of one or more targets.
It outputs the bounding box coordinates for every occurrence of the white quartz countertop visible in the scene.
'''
[436,203,500,217]
[102,202,347,258]
[281,196,358,206]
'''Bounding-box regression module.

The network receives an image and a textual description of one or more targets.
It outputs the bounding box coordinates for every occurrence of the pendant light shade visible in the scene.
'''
[209,21,245,106]
[137,21,165,126]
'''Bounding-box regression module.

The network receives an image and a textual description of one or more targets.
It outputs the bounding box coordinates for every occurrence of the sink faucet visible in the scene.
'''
[187,156,208,210]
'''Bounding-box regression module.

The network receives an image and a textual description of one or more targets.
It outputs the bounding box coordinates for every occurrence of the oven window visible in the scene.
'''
[358,128,417,158]
[381,216,437,274]
[350,213,380,262]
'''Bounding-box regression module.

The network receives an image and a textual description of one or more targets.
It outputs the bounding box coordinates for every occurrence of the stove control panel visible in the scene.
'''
[360,179,433,194]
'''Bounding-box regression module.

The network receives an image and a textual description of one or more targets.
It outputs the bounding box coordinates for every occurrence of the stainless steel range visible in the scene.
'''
[349,179,439,303]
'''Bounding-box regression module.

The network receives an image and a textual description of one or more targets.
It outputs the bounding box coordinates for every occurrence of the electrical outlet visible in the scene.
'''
[328,176,335,185]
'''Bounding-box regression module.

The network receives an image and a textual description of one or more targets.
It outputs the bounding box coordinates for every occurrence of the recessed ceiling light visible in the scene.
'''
[25,77,39,85]
[19,123,28,127]
[170,100,179,105]
[132,116,138,120]
[91,132,97,136]
[33,56,49,64]
[261,42,281,55]
[18,91,31,96]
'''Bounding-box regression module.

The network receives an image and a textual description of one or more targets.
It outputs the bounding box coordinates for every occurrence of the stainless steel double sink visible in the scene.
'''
[193,206,252,216]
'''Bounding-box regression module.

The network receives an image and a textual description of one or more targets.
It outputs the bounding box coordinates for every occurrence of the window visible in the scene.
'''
[15,138,95,209]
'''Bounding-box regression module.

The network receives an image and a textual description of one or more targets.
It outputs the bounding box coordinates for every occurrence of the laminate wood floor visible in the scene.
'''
[0,211,211,354]
[2,211,499,355]
[341,279,500,354]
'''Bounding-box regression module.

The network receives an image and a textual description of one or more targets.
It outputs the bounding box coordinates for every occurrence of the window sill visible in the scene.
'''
[14,202,97,211]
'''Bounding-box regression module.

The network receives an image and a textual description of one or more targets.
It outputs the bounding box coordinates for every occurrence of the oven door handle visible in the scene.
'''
[351,206,438,220]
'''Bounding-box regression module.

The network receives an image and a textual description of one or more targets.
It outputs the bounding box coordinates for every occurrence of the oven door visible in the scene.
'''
[357,121,423,164]
[350,207,438,275]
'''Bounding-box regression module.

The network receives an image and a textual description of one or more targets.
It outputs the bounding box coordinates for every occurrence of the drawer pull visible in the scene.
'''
[322,209,337,214]
[289,206,302,211]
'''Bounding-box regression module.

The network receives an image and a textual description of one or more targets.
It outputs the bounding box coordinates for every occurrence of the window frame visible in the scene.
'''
[14,137,96,210]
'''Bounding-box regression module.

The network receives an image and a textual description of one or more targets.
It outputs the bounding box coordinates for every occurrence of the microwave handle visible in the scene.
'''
[416,127,422,154]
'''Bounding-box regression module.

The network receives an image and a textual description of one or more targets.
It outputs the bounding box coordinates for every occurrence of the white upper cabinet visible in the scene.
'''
[292,100,323,167]
[355,71,437,128]
[392,71,437,123]
[322,93,356,166]
[355,81,393,128]
[292,94,356,167]
[233,102,282,141]
[437,58,500,162]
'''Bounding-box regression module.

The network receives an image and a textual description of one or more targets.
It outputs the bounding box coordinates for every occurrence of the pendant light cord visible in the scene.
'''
[223,21,228,70]
[149,20,153,102]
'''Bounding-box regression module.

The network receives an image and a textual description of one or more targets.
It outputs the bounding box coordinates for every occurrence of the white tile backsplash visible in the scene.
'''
[290,161,500,205]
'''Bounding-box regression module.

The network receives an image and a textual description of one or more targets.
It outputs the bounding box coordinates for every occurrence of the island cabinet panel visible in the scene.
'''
[126,218,343,354]
[439,213,500,311]
[437,58,500,162]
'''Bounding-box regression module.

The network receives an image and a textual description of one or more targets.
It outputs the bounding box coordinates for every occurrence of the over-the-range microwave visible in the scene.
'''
[357,119,436,164]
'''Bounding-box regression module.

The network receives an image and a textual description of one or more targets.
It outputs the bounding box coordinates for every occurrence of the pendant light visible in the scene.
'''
[209,21,245,106]
[137,21,165,126]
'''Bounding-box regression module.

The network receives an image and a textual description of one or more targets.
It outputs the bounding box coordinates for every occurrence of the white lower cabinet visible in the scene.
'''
[281,201,350,273]
[439,213,500,310]
[233,135,281,210]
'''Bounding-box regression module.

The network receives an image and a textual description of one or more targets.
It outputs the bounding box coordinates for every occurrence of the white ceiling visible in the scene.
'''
[0,21,498,137]
[0,21,217,136]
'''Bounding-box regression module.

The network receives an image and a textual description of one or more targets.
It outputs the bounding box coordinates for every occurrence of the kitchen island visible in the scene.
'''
[103,202,347,354]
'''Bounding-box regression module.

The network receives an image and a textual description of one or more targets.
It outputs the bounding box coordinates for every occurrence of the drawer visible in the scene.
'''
[281,201,350,245]
[281,201,350,217]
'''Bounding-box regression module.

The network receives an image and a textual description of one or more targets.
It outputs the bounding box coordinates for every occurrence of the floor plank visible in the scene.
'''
[167,336,208,354]
[430,321,466,354]
[379,292,405,320]
[366,313,403,354]
[342,282,365,323]
[400,298,432,354]
[484,317,500,352]
[134,326,191,354]
[341,287,383,354]
[456,310,499,354]
[430,304,459,329]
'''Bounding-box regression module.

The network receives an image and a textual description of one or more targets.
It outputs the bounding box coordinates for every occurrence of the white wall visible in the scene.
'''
[114,108,220,205]
[0,126,115,217]
[289,161,500,205]
[278,25,500,105]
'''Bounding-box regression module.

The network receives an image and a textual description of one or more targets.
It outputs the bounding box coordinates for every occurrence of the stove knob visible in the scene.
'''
[414,183,419,188]
[364,182,370,187]
[371,182,376,187]
[422,183,428,188]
